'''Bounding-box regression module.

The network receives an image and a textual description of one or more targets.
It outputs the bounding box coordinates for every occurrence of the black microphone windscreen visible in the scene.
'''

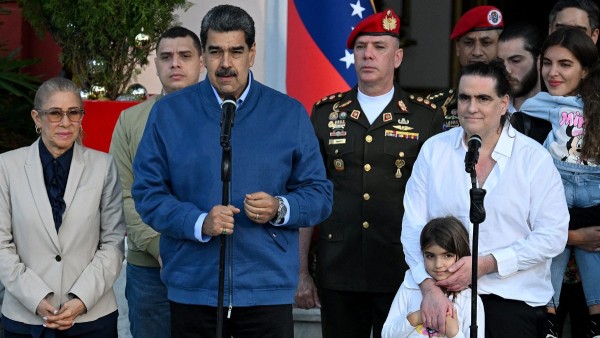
[222,95,237,109]
[468,135,482,147]
[465,134,482,174]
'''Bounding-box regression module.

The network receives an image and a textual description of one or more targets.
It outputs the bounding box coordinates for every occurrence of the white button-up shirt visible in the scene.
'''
[401,124,569,306]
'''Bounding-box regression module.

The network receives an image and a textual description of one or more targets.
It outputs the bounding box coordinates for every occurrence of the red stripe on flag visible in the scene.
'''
[286,0,351,114]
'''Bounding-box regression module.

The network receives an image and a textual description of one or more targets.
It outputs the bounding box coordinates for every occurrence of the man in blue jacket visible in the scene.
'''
[132,4,333,338]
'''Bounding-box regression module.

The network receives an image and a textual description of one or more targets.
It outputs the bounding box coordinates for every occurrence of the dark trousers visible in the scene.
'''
[557,281,588,338]
[3,311,117,338]
[480,294,547,338]
[3,328,117,338]
[170,302,293,338]
[318,288,395,338]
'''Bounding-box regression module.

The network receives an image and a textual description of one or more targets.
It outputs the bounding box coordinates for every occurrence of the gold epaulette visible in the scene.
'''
[426,89,454,103]
[315,92,344,107]
[408,94,437,110]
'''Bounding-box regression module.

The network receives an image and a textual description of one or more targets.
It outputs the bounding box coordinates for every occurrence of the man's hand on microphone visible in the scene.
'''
[244,192,278,224]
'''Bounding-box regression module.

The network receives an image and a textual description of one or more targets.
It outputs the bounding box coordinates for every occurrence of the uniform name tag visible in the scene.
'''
[329,138,347,145]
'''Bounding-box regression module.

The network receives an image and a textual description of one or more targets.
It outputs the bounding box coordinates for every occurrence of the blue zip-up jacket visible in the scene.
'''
[132,77,333,307]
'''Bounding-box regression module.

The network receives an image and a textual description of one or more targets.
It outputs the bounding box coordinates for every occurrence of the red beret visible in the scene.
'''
[346,9,400,49]
[450,6,503,40]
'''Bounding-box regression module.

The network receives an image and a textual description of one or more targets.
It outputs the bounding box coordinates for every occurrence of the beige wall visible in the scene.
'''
[133,0,273,95]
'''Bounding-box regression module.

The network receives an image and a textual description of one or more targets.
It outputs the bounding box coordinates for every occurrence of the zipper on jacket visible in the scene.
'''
[227,235,233,318]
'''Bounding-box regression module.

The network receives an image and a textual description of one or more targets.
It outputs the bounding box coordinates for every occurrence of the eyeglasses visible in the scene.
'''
[37,108,85,122]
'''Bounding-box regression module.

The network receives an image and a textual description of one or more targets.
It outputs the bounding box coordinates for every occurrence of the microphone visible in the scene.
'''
[464,134,482,174]
[220,95,237,147]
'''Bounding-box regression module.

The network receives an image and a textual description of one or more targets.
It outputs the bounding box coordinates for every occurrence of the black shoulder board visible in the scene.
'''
[315,92,344,107]
[408,94,438,111]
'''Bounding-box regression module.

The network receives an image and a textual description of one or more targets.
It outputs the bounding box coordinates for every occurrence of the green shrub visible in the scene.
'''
[18,0,191,100]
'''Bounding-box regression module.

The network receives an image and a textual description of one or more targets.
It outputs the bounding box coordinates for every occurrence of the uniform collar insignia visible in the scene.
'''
[338,100,352,108]
[398,100,408,112]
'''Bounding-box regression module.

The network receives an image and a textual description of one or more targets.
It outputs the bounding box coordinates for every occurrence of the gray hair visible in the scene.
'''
[34,77,82,110]
[200,4,255,50]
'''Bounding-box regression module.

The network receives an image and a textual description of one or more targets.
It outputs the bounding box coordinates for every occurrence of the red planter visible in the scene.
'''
[82,100,141,153]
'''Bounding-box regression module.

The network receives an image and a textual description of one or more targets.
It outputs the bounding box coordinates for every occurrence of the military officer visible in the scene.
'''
[295,10,445,338]
[427,5,504,130]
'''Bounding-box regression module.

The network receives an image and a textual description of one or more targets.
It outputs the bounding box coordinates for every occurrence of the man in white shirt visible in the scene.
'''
[401,60,569,338]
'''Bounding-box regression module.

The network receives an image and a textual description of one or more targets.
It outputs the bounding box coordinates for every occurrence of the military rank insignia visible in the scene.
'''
[398,100,408,112]
[338,100,352,109]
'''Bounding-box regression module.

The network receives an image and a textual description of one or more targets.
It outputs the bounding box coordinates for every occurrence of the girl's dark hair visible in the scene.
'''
[581,63,600,161]
[420,216,471,259]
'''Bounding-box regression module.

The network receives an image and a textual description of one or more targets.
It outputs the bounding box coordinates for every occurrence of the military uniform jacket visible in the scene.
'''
[427,87,459,130]
[311,85,444,292]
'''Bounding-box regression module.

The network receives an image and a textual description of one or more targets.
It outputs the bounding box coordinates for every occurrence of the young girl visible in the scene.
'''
[520,27,600,338]
[382,216,484,338]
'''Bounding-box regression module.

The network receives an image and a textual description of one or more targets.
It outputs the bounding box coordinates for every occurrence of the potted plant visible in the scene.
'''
[17,0,191,100]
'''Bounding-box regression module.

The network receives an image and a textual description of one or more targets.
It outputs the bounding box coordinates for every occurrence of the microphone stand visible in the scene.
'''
[217,132,232,338]
[468,165,486,338]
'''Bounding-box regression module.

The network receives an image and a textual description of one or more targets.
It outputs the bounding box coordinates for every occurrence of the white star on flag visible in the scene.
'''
[340,50,354,69]
[350,0,366,19]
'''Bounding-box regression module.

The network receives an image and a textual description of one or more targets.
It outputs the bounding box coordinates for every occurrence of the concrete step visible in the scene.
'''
[293,307,322,338]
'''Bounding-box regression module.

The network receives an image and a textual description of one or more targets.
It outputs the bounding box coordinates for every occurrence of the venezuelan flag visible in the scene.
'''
[286,0,375,113]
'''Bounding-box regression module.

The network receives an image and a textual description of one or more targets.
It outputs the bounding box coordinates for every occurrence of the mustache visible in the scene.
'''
[216,68,237,77]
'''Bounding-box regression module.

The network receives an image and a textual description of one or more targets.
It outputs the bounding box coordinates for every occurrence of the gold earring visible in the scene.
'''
[35,125,41,134]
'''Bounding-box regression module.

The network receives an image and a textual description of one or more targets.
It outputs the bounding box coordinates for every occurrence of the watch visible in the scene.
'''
[272,196,287,224]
